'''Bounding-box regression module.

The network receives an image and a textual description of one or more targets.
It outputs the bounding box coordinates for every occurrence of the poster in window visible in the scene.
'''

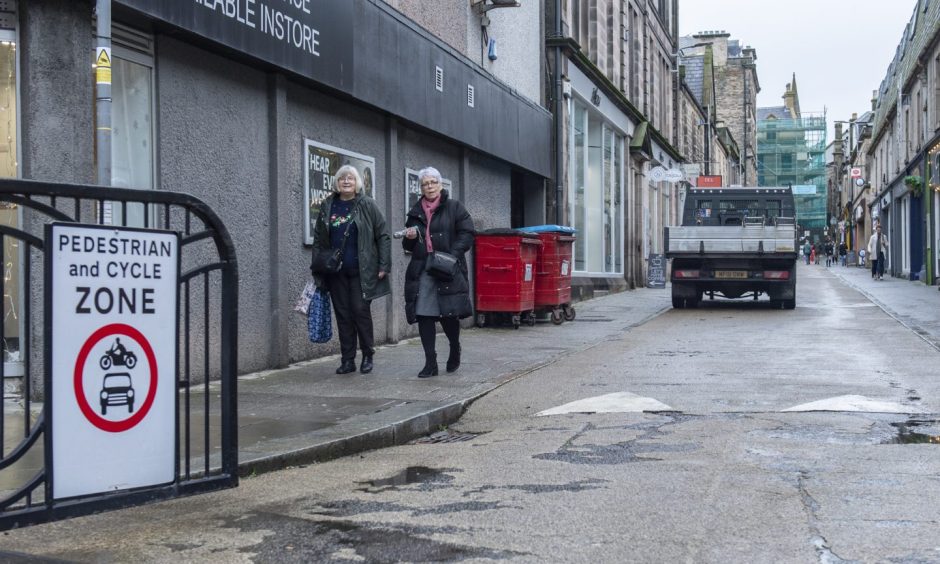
[404,168,452,217]
[304,140,376,245]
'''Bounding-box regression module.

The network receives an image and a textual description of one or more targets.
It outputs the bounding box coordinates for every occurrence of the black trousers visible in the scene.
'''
[417,316,460,362]
[871,251,885,278]
[328,272,374,361]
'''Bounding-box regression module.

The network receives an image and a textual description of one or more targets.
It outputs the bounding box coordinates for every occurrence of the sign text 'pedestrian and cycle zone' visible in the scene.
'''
[49,224,179,500]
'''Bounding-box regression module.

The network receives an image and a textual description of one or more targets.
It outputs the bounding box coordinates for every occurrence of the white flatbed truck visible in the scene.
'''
[664,187,798,309]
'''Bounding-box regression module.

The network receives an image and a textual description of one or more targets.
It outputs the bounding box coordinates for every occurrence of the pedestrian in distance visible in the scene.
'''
[868,224,888,280]
[838,241,847,267]
[311,164,391,375]
[824,239,834,267]
[802,241,811,265]
[809,244,816,265]
[402,166,475,378]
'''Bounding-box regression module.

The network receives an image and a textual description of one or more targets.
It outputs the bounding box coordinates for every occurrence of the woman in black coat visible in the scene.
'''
[402,166,475,377]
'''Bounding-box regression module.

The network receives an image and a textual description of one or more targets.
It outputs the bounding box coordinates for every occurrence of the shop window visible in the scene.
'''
[569,98,624,275]
[0,27,19,373]
[104,25,154,227]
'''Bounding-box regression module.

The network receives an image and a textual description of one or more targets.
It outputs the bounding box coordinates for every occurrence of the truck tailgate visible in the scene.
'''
[665,225,796,255]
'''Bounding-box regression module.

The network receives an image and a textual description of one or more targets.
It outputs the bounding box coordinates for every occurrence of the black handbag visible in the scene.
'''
[312,247,344,274]
[425,251,459,281]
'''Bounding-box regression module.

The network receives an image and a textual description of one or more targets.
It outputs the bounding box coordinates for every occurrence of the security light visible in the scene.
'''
[472,0,521,14]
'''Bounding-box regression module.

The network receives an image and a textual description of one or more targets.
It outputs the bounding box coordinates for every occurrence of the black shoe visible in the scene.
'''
[336,360,356,374]
[360,355,373,374]
[418,363,439,378]
[446,345,461,373]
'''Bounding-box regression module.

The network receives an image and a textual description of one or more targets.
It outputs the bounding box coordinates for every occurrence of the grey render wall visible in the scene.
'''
[283,81,392,362]
[19,0,94,184]
[386,0,542,106]
[19,0,96,397]
[466,0,542,105]
[383,0,468,55]
[467,153,511,233]
[156,37,272,375]
[152,35,516,375]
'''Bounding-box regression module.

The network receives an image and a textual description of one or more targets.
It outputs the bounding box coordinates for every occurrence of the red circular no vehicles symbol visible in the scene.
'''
[74,323,159,433]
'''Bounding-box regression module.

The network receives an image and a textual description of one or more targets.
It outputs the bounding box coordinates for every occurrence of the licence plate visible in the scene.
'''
[714,270,748,279]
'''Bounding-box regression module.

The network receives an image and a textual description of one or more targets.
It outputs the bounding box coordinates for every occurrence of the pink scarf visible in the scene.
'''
[420,197,441,253]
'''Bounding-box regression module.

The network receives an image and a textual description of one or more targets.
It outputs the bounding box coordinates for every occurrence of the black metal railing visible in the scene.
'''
[0,178,238,530]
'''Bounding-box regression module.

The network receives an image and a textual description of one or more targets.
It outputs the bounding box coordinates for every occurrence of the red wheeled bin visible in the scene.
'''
[474,229,542,329]
[517,225,577,324]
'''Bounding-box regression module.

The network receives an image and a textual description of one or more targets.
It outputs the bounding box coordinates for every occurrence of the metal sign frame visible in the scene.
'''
[0,178,239,530]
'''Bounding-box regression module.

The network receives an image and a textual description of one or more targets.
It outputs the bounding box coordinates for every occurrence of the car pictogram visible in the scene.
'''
[99,372,135,415]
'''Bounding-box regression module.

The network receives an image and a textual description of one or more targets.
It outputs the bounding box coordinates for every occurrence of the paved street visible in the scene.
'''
[2,262,939,562]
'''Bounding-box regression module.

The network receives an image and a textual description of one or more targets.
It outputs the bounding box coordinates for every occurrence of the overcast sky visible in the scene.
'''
[679,1,917,140]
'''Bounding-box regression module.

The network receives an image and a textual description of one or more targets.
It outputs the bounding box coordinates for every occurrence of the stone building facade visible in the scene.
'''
[867,0,939,284]
[677,40,741,186]
[549,0,683,294]
[681,32,759,185]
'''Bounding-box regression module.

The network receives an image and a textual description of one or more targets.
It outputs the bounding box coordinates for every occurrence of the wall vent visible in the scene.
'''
[467,85,475,107]
[435,66,444,92]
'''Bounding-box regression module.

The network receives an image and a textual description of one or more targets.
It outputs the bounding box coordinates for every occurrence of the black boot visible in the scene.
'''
[418,354,438,378]
[446,344,461,373]
[336,360,356,374]
[360,355,373,374]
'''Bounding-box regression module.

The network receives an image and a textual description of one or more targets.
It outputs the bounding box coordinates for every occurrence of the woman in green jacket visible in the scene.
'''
[311,165,391,375]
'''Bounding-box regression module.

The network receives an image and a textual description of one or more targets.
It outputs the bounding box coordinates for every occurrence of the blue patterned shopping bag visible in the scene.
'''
[307,288,333,343]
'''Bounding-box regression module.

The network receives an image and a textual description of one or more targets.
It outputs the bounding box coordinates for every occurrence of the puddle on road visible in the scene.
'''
[356,467,452,491]
[884,420,940,444]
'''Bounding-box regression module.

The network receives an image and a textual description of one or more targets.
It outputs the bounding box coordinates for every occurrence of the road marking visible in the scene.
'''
[536,392,674,416]
[782,394,923,414]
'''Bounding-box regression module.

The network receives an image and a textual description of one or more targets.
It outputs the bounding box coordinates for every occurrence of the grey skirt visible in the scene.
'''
[414,271,441,317]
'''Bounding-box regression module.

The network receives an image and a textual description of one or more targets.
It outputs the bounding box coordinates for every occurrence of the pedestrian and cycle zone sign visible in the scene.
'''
[48,223,179,499]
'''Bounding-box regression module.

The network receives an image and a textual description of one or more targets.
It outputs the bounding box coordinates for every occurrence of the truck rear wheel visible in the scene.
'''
[783,298,796,310]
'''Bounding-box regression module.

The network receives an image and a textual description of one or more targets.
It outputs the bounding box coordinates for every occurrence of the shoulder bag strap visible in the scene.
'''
[338,199,362,250]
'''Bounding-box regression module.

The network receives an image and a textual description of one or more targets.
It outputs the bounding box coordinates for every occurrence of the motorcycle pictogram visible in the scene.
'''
[99,337,137,370]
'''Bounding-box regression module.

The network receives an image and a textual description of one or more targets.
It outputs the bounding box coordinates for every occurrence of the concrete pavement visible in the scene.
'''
[3,262,938,486]
[824,261,940,353]
[125,262,940,475]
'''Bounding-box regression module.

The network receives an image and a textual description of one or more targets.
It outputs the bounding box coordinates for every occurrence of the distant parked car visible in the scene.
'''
[100,372,135,415]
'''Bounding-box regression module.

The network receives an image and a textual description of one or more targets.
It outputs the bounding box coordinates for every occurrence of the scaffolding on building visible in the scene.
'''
[756,113,828,241]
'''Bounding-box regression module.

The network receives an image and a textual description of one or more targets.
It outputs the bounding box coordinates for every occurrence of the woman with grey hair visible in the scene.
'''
[311,164,391,375]
[402,166,475,377]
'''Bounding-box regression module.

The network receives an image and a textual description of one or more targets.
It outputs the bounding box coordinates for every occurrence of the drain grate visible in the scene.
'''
[410,430,480,444]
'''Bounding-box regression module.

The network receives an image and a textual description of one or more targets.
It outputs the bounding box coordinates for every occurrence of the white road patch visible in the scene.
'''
[782,394,924,414]
[536,392,674,416]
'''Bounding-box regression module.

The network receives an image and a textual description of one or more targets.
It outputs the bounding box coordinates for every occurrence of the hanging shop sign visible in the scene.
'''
[48,223,179,500]
[696,175,722,188]
[649,166,686,183]
[116,0,354,90]
[304,140,376,245]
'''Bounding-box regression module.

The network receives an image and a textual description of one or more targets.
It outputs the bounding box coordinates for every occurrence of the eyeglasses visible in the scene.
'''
[421,180,440,188]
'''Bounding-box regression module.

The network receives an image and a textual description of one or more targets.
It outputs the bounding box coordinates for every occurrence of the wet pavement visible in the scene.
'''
[2,262,938,487]
[3,285,672,487]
